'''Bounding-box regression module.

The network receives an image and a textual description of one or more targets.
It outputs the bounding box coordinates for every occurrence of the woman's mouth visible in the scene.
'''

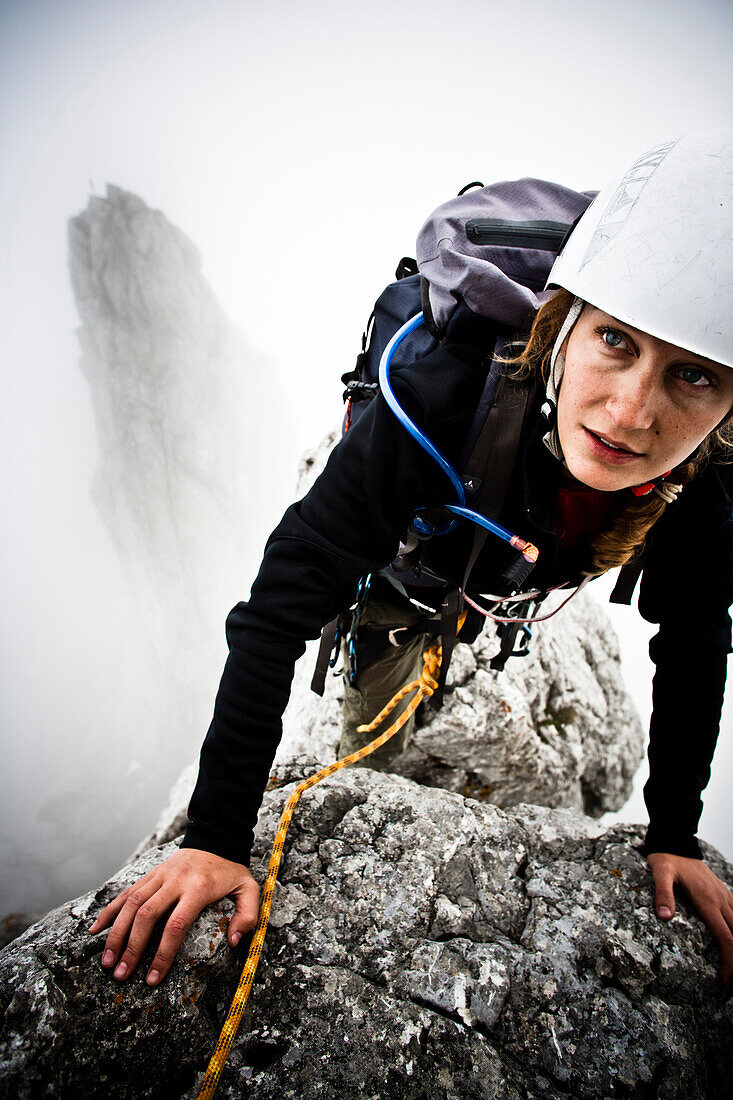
[583,427,642,464]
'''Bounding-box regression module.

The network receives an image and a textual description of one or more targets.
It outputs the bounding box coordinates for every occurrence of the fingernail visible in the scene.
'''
[147,970,160,986]
[658,906,672,919]
[88,921,98,933]
[114,962,127,979]
[102,950,115,967]
[231,932,241,946]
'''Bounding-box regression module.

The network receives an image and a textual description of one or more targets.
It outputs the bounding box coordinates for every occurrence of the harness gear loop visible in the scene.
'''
[195,637,451,1100]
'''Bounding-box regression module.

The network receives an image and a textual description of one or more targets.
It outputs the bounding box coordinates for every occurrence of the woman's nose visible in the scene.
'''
[605,368,658,432]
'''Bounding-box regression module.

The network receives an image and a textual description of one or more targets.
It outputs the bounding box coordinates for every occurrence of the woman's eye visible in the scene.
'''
[677,366,714,388]
[597,327,625,349]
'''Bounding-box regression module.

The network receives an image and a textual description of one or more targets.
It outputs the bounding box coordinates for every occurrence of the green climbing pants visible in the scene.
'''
[337,586,440,769]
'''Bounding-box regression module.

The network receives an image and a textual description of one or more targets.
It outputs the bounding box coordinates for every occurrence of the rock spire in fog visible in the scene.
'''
[68,185,283,628]
[67,185,289,753]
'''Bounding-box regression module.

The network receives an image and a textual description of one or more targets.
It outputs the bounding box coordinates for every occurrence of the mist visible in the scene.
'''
[2,0,732,918]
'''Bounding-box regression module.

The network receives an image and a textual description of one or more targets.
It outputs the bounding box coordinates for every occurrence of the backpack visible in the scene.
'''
[341,178,597,585]
[340,176,596,434]
[313,177,647,697]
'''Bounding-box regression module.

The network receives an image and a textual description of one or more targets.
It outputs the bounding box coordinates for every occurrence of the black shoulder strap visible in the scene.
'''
[463,362,532,522]
[430,360,532,705]
[609,556,644,605]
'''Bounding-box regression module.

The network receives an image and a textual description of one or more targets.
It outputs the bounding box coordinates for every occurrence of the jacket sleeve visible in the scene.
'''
[638,463,733,859]
[180,344,486,865]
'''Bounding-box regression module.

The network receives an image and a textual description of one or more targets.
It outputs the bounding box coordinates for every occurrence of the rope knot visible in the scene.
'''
[419,644,442,693]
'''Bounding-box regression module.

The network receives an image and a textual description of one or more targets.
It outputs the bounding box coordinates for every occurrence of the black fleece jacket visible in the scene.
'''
[181,342,733,867]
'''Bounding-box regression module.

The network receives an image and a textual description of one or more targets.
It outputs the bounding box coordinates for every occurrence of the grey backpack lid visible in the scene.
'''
[416,178,596,332]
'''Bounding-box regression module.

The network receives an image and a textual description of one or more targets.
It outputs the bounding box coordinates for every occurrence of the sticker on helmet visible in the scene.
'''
[580,138,679,269]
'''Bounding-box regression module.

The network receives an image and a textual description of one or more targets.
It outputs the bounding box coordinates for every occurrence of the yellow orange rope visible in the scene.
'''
[194,641,444,1099]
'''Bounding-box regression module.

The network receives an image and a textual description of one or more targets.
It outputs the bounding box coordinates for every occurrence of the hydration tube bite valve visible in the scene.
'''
[378,312,540,577]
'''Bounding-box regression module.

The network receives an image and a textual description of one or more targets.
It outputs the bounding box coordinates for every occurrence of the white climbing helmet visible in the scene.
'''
[547,129,733,369]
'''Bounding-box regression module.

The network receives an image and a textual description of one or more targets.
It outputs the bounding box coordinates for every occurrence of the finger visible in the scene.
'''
[651,861,677,920]
[228,877,261,947]
[695,903,733,981]
[721,898,733,931]
[88,877,149,934]
[145,901,201,986]
[709,910,733,959]
[109,885,183,981]
[99,879,165,972]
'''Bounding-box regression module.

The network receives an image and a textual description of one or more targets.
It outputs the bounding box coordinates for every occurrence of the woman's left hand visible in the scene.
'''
[647,851,733,987]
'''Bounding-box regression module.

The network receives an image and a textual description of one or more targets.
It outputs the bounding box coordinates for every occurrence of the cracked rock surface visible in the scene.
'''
[2,767,731,1098]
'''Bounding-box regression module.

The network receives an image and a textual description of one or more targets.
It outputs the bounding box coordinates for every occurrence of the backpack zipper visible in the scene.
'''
[466,219,569,251]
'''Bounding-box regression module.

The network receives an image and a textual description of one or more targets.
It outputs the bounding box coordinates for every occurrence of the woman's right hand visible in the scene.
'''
[88,847,260,986]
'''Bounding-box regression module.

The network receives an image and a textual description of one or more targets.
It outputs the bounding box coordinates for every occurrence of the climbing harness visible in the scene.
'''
[194,641,445,1100]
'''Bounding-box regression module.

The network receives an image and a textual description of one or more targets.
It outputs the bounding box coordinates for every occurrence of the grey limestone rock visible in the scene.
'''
[1,769,731,1098]
[0,916,46,954]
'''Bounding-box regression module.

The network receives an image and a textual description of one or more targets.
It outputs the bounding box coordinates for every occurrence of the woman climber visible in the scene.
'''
[89,129,733,994]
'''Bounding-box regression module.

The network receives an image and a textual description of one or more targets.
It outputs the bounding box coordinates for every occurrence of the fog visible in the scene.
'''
[2,0,732,917]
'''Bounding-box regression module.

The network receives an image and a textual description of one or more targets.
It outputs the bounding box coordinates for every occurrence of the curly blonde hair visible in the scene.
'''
[505,290,733,574]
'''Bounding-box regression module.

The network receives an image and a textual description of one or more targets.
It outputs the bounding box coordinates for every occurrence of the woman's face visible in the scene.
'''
[556,305,733,492]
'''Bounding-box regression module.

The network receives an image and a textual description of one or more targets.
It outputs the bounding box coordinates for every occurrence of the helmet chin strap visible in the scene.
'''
[540,295,682,504]
[541,295,584,464]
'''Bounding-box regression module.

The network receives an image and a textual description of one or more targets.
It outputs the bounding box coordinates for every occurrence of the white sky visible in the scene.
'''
[1,0,732,914]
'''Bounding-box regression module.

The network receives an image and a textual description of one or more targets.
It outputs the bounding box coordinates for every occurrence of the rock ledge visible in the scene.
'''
[1,766,731,1099]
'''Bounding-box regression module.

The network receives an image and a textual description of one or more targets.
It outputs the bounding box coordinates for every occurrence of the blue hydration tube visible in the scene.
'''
[378,312,538,564]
